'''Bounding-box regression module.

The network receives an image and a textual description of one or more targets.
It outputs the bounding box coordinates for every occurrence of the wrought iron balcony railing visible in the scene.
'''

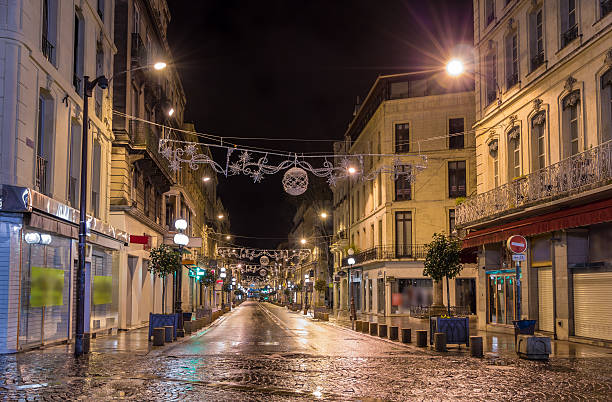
[36,155,48,195]
[561,25,578,48]
[131,33,147,69]
[341,244,426,267]
[506,72,518,89]
[130,120,175,180]
[531,52,544,71]
[456,140,612,227]
[41,35,54,63]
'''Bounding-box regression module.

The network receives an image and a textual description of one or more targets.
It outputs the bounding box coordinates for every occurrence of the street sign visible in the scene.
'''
[512,253,526,261]
[507,235,528,254]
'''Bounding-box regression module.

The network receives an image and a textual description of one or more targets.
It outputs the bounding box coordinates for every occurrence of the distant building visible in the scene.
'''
[330,72,477,320]
[460,0,612,345]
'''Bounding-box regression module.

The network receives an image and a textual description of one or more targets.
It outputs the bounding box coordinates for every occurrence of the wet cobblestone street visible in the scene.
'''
[1,301,611,401]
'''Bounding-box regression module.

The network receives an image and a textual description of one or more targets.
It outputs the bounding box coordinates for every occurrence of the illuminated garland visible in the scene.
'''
[217,247,311,262]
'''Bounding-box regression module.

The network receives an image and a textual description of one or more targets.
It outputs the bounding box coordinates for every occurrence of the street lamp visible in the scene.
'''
[202,176,211,182]
[173,218,189,337]
[347,248,357,323]
[445,58,501,105]
[300,238,307,245]
[320,212,328,219]
[218,214,224,220]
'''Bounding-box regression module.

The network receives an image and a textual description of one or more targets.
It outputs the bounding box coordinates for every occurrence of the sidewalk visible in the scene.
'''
[305,309,612,360]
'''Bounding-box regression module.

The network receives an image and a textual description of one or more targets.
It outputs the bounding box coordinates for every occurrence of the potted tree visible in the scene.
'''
[148,244,182,341]
[314,279,327,307]
[423,233,469,346]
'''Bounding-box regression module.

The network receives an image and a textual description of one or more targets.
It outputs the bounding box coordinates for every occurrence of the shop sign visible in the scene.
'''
[386,276,396,282]
[507,235,527,254]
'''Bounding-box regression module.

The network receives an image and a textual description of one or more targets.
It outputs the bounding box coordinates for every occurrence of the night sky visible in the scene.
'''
[166,0,473,248]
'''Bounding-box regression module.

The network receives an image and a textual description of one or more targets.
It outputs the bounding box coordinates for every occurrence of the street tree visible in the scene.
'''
[149,244,182,313]
[423,233,463,316]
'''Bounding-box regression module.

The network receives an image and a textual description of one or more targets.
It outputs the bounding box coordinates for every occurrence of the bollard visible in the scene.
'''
[378,324,388,338]
[183,321,192,335]
[355,320,363,332]
[164,326,174,343]
[323,313,329,321]
[401,328,411,343]
[369,322,378,336]
[389,326,399,341]
[362,322,370,333]
[153,327,165,346]
[416,330,427,347]
[434,332,447,352]
[470,336,483,357]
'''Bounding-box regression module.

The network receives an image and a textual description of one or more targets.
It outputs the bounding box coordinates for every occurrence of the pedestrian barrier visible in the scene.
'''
[184,321,192,335]
[389,326,399,341]
[434,332,447,352]
[322,313,329,321]
[152,327,165,346]
[164,326,174,343]
[378,324,388,338]
[416,330,427,347]
[355,320,363,332]
[470,336,483,357]
[362,322,370,333]
[369,323,378,336]
[401,328,411,343]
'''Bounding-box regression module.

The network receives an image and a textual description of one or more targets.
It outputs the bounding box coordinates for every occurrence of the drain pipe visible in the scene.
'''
[550,233,559,340]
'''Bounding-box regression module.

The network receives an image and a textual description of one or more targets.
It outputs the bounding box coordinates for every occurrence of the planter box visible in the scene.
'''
[148,313,179,341]
[429,316,469,346]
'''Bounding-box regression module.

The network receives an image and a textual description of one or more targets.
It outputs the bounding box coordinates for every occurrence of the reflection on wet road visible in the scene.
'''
[0,301,611,400]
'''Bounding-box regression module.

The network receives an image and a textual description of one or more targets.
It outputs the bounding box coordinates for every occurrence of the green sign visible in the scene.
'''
[30,266,64,307]
[93,275,113,305]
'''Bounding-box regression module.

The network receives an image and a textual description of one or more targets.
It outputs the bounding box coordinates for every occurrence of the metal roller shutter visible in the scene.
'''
[573,272,612,341]
[537,268,554,332]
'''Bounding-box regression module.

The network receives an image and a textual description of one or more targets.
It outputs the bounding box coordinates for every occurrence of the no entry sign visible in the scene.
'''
[507,235,528,254]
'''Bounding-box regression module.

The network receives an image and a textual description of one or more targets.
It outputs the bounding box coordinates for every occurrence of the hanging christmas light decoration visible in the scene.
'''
[259,255,270,266]
[282,167,309,196]
[217,247,311,261]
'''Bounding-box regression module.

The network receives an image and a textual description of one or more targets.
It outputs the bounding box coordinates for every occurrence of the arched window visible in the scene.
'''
[488,139,499,187]
[507,126,521,180]
[531,111,546,170]
[601,69,612,143]
[562,90,581,158]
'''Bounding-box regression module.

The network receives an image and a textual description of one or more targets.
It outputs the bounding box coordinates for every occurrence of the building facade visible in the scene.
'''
[459,0,612,345]
[0,0,122,352]
[330,72,478,321]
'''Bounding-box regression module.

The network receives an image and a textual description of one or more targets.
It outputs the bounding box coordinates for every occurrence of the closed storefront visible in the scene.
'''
[537,268,554,332]
[573,272,612,341]
[90,246,119,334]
[390,278,433,314]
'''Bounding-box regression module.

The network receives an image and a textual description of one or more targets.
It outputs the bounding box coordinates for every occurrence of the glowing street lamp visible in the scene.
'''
[347,166,357,175]
[300,238,307,245]
[320,212,328,219]
[153,61,167,70]
[446,58,464,76]
[202,176,211,182]
[217,214,224,220]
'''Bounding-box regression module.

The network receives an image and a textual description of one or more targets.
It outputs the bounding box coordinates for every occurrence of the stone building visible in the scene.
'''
[459,0,612,345]
[0,0,122,352]
[330,72,478,321]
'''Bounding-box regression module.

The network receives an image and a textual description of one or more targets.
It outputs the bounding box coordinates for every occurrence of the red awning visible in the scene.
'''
[462,197,612,248]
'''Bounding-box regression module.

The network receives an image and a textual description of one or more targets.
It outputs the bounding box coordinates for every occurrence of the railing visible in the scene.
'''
[341,244,426,267]
[486,90,497,106]
[410,305,472,318]
[531,52,544,71]
[457,140,612,227]
[73,74,81,94]
[41,35,54,63]
[506,72,518,89]
[131,33,147,69]
[130,120,174,180]
[36,155,48,194]
[561,25,578,48]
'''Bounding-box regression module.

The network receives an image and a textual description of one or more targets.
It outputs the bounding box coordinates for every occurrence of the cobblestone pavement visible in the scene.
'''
[1,301,611,401]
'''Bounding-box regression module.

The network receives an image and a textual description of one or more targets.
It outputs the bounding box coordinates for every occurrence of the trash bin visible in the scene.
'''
[512,320,536,347]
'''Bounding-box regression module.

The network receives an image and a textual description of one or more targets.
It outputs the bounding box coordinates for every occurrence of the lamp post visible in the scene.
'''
[347,250,357,324]
[173,218,189,337]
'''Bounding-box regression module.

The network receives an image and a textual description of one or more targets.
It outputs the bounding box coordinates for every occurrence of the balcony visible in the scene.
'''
[561,25,578,48]
[456,140,612,227]
[131,33,147,70]
[340,244,426,268]
[130,120,175,182]
[35,155,48,195]
[531,52,544,71]
[41,35,54,64]
[506,73,518,89]
[603,0,612,18]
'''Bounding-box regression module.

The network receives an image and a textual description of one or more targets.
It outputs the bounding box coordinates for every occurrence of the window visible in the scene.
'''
[390,81,409,99]
[377,173,382,205]
[485,0,495,26]
[561,0,578,48]
[395,165,412,201]
[131,166,139,205]
[531,112,546,170]
[448,161,466,198]
[505,32,518,88]
[36,91,54,195]
[378,219,383,246]
[73,12,84,94]
[603,0,612,18]
[41,0,57,64]
[485,51,497,105]
[449,209,456,235]
[97,0,104,20]
[395,211,412,257]
[601,70,612,143]
[507,128,521,180]
[529,7,544,70]
[144,181,151,216]
[493,148,499,187]
[92,140,102,218]
[449,118,464,149]
[69,121,81,206]
[133,5,140,34]
[395,123,409,153]
[562,91,581,158]
[95,44,104,118]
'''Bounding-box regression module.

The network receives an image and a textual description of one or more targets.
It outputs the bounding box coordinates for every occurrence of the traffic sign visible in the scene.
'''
[512,253,526,261]
[507,235,528,254]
